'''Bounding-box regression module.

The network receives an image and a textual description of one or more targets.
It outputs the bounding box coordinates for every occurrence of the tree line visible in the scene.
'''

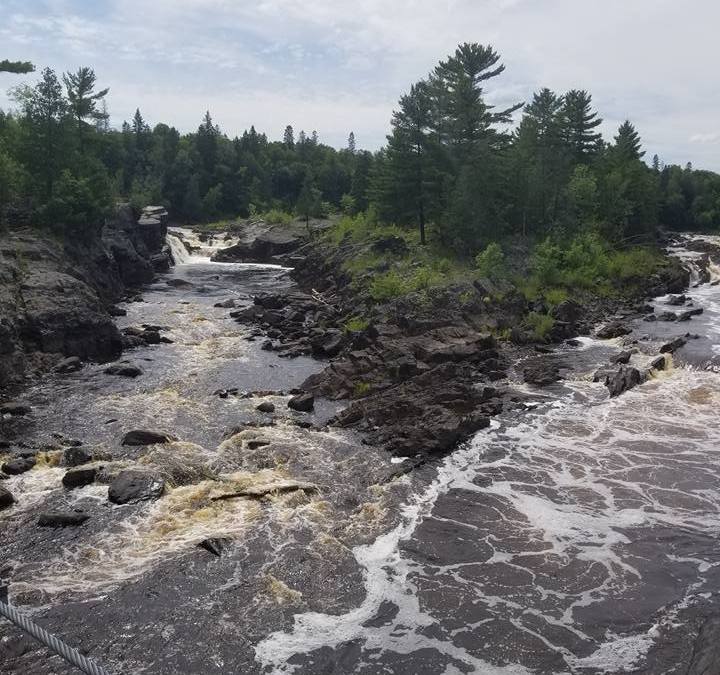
[1,46,719,249]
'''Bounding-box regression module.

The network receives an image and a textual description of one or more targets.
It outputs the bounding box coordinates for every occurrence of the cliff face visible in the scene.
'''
[0,205,169,392]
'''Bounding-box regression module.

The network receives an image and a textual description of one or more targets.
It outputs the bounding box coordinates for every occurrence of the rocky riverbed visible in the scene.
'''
[2,225,720,674]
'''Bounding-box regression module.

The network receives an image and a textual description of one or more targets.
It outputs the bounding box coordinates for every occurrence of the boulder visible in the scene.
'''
[256,402,275,413]
[108,306,127,317]
[678,308,704,321]
[0,402,31,416]
[38,511,90,527]
[649,355,667,371]
[288,393,315,412]
[108,470,165,504]
[104,364,143,377]
[214,299,236,309]
[522,360,561,386]
[197,537,232,557]
[614,350,633,365]
[150,253,171,273]
[1,457,35,475]
[656,311,678,321]
[596,321,631,339]
[211,231,300,263]
[62,468,97,490]
[666,294,688,306]
[604,366,644,397]
[55,356,82,373]
[551,299,583,324]
[63,446,92,467]
[660,336,687,354]
[121,430,176,446]
[0,486,15,511]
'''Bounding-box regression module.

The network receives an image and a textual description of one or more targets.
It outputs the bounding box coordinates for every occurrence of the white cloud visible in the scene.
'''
[1,0,719,170]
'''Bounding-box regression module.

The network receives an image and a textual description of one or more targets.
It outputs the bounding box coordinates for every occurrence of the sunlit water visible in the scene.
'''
[2,235,720,674]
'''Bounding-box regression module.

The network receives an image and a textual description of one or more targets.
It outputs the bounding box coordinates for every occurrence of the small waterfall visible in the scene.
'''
[167,234,190,265]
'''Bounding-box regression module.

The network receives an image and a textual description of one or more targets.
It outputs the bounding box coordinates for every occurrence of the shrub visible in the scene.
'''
[263,208,293,225]
[344,316,369,332]
[369,270,408,300]
[525,311,555,340]
[544,288,569,306]
[475,242,505,281]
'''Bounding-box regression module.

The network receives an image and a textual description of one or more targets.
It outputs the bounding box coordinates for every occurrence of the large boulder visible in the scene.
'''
[604,366,644,397]
[288,393,315,412]
[596,321,631,339]
[104,363,143,377]
[108,470,165,504]
[121,430,176,446]
[2,457,35,475]
[63,446,92,467]
[62,467,97,490]
[38,511,90,527]
[0,486,15,511]
[211,231,300,263]
[523,359,561,386]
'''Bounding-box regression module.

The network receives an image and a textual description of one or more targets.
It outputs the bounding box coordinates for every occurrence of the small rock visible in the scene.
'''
[666,294,688,306]
[614,350,633,364]
[62,468,97,490]
[108,470,165,504]
[0,402,31,416]
[649,356,667,371]
[214,299,236,309]
[656,312,678,322]
[604,366,644,397]
[121,430,176,446]
[522,360,561,386]
[55,356,82,373]
[678,308,704,321]
[256,402,275,413]
[197,537,232,557]
[108,306,127,317]
[63,446,92,466]
[38,511,90,527]
[261,339,274,351]
[1,457,35,475]
[0,487,15,511]
[104,364,143,377]
[288,393,315,412]
[596,321,631,339]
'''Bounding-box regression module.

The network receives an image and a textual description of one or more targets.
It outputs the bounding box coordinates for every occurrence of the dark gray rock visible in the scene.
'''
[656,311,678,321]
[211,231,300,263]
[523,360,561,386]
[108,306,127,317]
[55,356,82,373]
[121,430,176,446]
[214,298,236,309]
[596,321,631,339]
[62,467,97,490]
[108,470,165,504]
[63,446,92,467]
[288,392,315,412]
[604,366,644,397]
[0,486,15,510]
[38,511,90,527]
[256,402,275,413]
[104,363,143,377]
[614,350,633,364]
[660,337,687,354]
[2,457,35,475]
[678,308,704,321]
[0,402,31,416]
[197,537,232,557]
[649,356,667,371]
[666,294,688,306]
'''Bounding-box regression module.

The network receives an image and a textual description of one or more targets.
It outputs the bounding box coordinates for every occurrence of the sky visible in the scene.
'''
[1,0,718,171]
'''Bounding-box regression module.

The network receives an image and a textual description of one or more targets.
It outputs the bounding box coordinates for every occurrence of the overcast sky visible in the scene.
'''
[1,0,718,170]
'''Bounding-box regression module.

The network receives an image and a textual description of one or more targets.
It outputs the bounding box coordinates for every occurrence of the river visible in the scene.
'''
[2,232,720,674]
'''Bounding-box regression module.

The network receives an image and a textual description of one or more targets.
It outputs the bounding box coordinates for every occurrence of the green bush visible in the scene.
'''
[370,270,408,300]
[263,208,293,225]
[475,242,505,280]
[525,311,555,340]
[344,316,369,332]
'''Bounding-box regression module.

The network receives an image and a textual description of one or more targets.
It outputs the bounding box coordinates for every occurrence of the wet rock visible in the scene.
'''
[211,231,300,263]
[108,306,127,317]
[197,537,233,557]
[104,363,143,377]
[596,321,631,339]
[614,350,633,364]
[38,511,90,527]
[649,355,667,371]
[288,392,315,412]
[63,446,92,467]
[656,311,678,321]
[261,339,274,351]
[687,617,720,675]
[0,486,15,510]
[604,366,644,397]
[212,480,318,501]
[678,308,704,321]
[55,356,82,373]
[214,298,236,309]
[150,252,171,273]
[62,467,97,489]
[121,430,176,446]
[523,360,561,386]
[108,470,165,504]
[643,314,657,322]
[660,336,687,354]
[0,401,31,416]
[256,402,275,413]
[1,457,35,475]
[551,299,582,324]
[166,278,194,288]
[666,294,688,306]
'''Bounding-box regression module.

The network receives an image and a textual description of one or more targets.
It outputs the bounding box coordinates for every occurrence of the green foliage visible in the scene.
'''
[353,381,371,397]
[263,208,293,225]
[474,242,505,280]
[42,167,112,233]
[0,60,34,74]
[344,316,370,332]
[369,270,408,301]
[525,311,555,340]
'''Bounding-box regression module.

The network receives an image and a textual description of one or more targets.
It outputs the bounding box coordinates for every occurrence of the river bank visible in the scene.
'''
[2,222,720,674]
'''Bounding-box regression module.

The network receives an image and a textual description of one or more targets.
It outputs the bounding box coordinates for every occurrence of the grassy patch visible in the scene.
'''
[263,209,294,226]
[525,311,555,340]
[344,316,370,332]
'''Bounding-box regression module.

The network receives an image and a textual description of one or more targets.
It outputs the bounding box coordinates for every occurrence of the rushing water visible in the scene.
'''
[2,235,720,674]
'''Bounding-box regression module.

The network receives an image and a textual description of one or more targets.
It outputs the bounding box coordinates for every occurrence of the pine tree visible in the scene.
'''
[613,120,644,161]
[296,171,321,232]
[0,60,34,74]
[62,67,108,151]
[283,124,294,148]
[347,131,356,154]
[652,154,661,172]
[561,90,602,162]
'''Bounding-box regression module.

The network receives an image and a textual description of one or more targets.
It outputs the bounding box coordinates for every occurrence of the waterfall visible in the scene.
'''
[167,234,190,265]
